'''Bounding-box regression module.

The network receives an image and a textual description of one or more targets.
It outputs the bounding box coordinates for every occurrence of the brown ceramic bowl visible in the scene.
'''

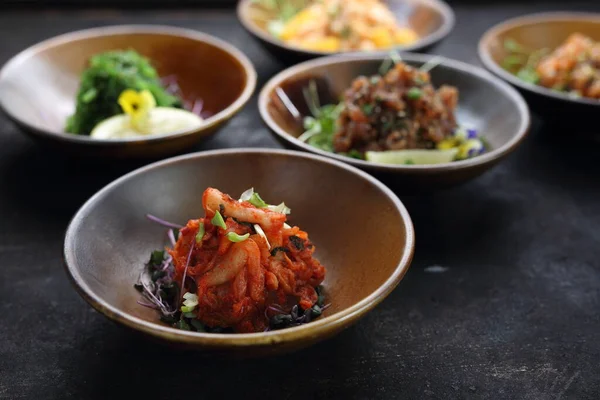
[259,53,530,192]
[63,149,415,355]
[479,12,600,125]
[237,0,455,62]
[0,25,256,158]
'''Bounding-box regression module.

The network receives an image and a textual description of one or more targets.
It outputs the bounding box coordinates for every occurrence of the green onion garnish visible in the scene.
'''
[407,87,422,100]
[211,210,226,229]
[195,222,205,243]
[503,38,524,53]
[226,232,250,243]
[181,292,198,313]
[248,193,268,208]
[181,305,195,313]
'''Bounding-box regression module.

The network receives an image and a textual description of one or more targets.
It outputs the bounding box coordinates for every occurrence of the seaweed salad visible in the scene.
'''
[66,50,183,135]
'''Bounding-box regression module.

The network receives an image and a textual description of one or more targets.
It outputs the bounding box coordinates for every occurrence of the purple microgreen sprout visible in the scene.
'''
[146,214,183,230]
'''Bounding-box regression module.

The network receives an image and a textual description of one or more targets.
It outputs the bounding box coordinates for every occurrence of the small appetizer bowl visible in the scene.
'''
[259,53,530,191]
[237,0,455,62]
[64,149,414,355]
[0,25,256,158]
[479,12,600,124]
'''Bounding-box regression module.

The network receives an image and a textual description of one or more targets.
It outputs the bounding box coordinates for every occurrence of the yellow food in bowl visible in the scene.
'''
[273,0,419,52]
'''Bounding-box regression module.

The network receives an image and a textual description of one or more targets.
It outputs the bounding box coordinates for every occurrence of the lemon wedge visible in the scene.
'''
[365,149,459,165]
[90,107,203,139]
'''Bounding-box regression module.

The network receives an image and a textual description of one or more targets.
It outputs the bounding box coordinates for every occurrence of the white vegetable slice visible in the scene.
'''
[253,224,271,249]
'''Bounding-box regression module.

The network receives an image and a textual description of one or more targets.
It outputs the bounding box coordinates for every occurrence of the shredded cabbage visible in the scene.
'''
[267,202,291,215]
[253,224,271,249]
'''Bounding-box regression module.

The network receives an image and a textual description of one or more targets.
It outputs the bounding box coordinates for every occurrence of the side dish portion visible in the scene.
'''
[295,58,486,165]
[67,50,205,138]
[255,0,419,52]
[136,188,328,334]
[502,33,600,99]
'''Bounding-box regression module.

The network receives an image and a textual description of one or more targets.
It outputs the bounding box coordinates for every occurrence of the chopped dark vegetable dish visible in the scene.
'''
[292,56,487,165]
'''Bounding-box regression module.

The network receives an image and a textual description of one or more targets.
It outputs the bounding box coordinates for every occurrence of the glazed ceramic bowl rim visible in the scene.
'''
[236,0,455,56]
[478,11,600,108]
[63,148,415,346]
[0,24,258,145]
[258,52,530,173]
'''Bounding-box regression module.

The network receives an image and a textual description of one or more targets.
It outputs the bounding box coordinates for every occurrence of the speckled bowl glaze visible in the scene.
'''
[0,25,256,158]
[259,53,530,192]
[63,149,415,355]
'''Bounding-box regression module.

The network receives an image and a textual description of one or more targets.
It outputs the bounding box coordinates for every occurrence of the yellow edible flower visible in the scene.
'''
[437,138,459,150]
[118,89,156,132]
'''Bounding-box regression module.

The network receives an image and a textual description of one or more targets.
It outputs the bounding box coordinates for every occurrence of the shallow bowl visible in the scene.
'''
[64,149,415,355]
[479,12,600,126]
[259,53,530,191]
[0,25,257,158]
[237,0,455,62]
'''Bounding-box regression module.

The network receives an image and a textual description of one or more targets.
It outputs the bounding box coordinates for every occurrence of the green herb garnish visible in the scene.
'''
[516,68,540,84]
[341,149,364,159]
[379,50,402,75]
[501,54,526,69]
[361,103,374,115]
[211,210,226,229]
[299,102,344,153]
[255,0,311,37]
[503,38,524,53]
[407,87,422,100]
[149,250,165,266]
[226,232,250,243]
[501,38,550,86]
[195,222,205,243]
[248,192,268,208]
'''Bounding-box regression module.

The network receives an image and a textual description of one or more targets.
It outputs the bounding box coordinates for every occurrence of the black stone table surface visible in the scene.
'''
[0,2,599,399]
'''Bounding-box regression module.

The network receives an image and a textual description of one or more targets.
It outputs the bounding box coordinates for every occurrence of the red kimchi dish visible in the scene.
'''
[135,188,328,334]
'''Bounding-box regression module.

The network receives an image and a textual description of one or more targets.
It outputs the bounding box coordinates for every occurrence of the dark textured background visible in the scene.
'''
[0,2,599,400]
